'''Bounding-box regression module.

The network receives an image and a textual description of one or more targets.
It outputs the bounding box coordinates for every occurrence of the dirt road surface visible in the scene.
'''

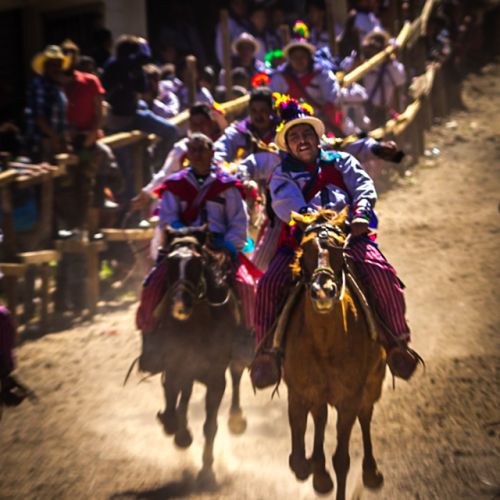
[1,62,499,500]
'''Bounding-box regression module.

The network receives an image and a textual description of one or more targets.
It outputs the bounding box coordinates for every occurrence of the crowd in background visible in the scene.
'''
[0,0,492,295]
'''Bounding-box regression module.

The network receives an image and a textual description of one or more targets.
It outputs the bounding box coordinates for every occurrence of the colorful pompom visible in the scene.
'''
[292,20,310,40]
[251,72,271,88]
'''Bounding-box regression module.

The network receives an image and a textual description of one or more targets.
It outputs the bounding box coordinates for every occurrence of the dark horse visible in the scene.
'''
[283,209,386,500]
[153,226,248,484]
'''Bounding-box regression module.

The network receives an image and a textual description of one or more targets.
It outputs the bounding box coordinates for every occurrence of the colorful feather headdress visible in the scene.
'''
[273,93,325,151]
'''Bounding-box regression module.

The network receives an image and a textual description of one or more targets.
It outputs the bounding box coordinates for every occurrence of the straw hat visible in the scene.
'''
[273,93,325,151]
[232,32,261,55]
[31,45,71,75]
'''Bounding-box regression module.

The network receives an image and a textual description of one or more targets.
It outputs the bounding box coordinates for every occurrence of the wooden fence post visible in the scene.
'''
[0,184,16,261]
[220,9,232,101]
[279,24,290,46]
[325,0,338,56]
[40,262,50,332]
[132,139,145,198]
[185,55,198,106]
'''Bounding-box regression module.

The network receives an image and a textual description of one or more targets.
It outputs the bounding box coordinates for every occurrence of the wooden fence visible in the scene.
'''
[1,0,498,331]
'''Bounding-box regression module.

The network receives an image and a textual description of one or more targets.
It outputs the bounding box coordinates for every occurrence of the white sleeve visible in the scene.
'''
[143,142,185,194]
[213,125,244,163]
[223,187,248,249]
[343,137,379,164]
[340,82,368,104]
[241,152,281,182]
[334,152,377,218]
[158,191,181,228]
[390,60,406,87]
[270,171,307,223]
[270,72,289,94]
[318,68,341,105]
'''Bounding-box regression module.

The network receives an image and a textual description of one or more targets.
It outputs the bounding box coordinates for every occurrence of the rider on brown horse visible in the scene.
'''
[136,133,260,373]
[251,95,421,388]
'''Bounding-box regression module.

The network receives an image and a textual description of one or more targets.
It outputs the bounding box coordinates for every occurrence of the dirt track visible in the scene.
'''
[1,62,500,500]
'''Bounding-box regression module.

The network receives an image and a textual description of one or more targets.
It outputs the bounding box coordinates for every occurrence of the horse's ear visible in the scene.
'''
[290,211,317,230]
[163,225,176,246]
[191,223,208,246]
[332,206,350,230]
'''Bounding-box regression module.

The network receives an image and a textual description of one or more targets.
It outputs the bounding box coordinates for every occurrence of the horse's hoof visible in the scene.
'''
[362,466,384,489]
[174,428,193,448]
[289,454,311,481]
[197,467,216,489]
[313,470,334,495]
[157,411,177,435]
[228,412,247,435]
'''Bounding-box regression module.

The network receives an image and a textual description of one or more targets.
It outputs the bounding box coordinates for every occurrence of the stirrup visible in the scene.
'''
[386,345,425,381]
[250,349,282,391]
[1,375,38,407]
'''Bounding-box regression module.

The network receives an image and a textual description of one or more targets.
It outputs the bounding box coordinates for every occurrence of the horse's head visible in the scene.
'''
[163,226,207,321]
[202,238,234,306]
[291,208,349,314]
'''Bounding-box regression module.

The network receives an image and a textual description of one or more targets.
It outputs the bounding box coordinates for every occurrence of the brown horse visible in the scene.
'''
[154,227,248,484]
[283,209,386,500]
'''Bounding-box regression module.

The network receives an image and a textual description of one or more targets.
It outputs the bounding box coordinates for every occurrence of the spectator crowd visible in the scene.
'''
[0,0,490,306]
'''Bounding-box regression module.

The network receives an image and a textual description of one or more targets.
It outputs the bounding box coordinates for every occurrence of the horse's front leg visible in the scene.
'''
[157,373,179,435]
[332,405,358,500]
[174,380,194,448]
[288,389,312,481]
[358,403,384,489]
[227,360,247,435]
[310,403,334,494]
[198,373,226,485]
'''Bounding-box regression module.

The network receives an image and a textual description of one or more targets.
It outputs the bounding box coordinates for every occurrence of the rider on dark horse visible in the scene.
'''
[136,133,260,373]
[250,96,421,388]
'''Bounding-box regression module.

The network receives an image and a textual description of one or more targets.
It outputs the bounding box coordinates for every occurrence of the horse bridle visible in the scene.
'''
[302,223,348,303]
[165,243,231,308]
[165,243,206,304]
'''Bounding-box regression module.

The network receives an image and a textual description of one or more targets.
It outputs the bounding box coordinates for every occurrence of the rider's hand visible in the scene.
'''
[373,140,399,161]
[350,220,370,237]
[131,190,151,210]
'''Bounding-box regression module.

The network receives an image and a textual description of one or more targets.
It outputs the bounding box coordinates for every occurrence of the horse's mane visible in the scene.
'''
[290,207,349,278]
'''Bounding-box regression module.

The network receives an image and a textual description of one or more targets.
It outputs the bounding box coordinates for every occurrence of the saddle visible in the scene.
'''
[262,259,423,382]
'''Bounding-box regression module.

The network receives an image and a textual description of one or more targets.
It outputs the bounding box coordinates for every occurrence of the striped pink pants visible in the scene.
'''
[0,307,16,378]
[136,261,256,332]
[254,238,410,346]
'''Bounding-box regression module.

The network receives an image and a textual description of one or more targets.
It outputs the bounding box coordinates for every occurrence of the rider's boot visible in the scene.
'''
[385,339,423,380]
[1,375,31,406]
[250,343,282,390]
[138,329,167,374]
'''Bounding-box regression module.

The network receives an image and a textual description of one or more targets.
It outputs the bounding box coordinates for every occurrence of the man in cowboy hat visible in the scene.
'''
[214,87,277,163]
[250,96,420,388]
[270,22,342,133]
[25,45,70,162]
[218,33,267,93]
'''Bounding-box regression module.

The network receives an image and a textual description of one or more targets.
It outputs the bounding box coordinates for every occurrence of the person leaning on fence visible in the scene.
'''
[361,29,406,128]
[269,21,342,133]
[58,39,106,237]
[219,33,267,90]
[25,45,70,162]
[215,0,251,66]
[141,64,178,120]
[249,95,422,389]
[135,133,260,373]
[101,35,177,173]
[248,3,281,63]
